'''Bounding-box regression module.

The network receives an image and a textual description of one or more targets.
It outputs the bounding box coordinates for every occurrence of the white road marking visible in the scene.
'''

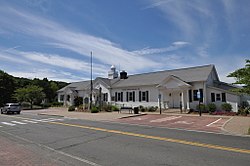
[22,120,38,123]
[30,118,64,122]
[174,121,194,125]
[1,122,16,126]
[11,121,27,125]
[206,118,222,127]
[1,130,102,166]
[0,125,2,127]
[150,116,182,123]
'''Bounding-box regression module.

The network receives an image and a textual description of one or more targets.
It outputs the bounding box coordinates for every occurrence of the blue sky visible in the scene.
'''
[0,0,249,83]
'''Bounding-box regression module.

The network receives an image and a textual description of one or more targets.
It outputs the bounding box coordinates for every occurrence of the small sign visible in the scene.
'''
[197,91,201,99]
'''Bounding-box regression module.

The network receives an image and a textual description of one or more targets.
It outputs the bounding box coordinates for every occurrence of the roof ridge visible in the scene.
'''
[127,64,214,77]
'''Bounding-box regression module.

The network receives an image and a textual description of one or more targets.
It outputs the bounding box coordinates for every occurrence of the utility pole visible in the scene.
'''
[90,51,93,110]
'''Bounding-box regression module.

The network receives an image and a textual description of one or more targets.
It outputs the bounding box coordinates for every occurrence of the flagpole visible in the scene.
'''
[90,51,93,110]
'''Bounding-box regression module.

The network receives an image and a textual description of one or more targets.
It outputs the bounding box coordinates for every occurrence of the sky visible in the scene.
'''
[0,0,249,83]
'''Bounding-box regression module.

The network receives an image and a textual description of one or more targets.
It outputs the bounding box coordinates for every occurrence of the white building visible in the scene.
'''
[57,65,250,112]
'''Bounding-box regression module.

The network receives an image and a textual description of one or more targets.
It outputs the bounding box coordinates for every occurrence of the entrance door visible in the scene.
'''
[172,92,181,108]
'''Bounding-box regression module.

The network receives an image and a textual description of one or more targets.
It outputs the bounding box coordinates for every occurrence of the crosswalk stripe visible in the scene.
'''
[11,121,27,125]
[22,120,38,123]
[1,122,16,126]
[30,118,64,122]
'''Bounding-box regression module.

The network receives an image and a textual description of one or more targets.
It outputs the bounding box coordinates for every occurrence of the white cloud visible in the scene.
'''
[0,6,160,73]
[133,41,189,55]
[8,69,87,82]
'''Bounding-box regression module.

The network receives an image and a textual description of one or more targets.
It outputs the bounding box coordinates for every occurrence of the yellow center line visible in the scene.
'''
[2,115,250,154]
[49,121,250,155]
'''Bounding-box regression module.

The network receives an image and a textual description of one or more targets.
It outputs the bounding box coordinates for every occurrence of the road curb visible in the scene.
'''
[221,117,250,137]
[38,113,65,118]
[119,113,147,119]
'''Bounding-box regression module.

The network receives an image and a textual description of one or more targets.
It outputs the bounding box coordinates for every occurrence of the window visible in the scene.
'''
[193,90,198,101]
[115,92,123,102]
[139,91,149,102]
[211,93,215,102]
[103,93,108,102]
[60,95,64,101]
[216,94,221,101]
[127,91,135,102]
[222,93,226,102]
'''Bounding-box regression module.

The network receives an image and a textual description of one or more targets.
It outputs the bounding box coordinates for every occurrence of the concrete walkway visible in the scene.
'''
[23,107,250,136]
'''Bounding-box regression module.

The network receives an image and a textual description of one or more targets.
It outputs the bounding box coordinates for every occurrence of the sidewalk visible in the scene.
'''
[24,107,250,136]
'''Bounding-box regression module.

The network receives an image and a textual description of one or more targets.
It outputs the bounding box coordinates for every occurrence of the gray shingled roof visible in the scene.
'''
[58,65,216,91]
[111,65,215,88]
[57,80,90,92]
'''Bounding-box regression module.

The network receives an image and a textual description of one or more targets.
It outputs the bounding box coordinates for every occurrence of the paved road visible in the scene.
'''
[0,113,249,166]
[114,114,231,133]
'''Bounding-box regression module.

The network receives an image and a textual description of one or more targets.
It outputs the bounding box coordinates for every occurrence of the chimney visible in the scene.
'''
[120,70,128,79]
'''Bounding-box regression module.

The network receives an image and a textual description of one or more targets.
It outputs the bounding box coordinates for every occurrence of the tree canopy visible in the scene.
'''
[0,70,68,106]
[227,59,250,94]
[14,85,45,109]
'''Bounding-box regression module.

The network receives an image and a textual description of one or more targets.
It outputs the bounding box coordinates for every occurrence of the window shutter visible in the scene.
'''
[199,89,203,102]
[139,91,141,102]
[222,93,226,102]
[133,91,135,102]
[146,91,149,102]
[189,90,192,102]
[121,92,123,102]
[126,92,129,102]
[115,92,117,102]
[211,93,215,102]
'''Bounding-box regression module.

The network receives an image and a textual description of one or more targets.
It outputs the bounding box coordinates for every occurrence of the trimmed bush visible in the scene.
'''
[111,105,119,112]
[148,106,158,112]
[102,104,112,112]
[68,106,75,112]
[238,106,250,116]
[207,103,216,113]
[139,105,146,112]
[91,106,99,113]
[221,103,232,112]
[52,102,63,107]
[196,104,207,112]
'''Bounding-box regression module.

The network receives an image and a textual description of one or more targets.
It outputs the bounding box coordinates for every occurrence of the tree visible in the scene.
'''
[14,85,45,109]
[0,70,16,106]
[227,59,250,94]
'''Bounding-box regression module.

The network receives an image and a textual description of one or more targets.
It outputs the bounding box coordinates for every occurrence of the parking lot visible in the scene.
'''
[115,114,231,133]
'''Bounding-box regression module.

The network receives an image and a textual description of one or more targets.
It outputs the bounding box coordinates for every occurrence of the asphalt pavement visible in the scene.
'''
[0,112,250,166]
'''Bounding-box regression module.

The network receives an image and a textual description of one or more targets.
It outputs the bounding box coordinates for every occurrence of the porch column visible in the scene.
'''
[181,91,185,110]
[186,89,190,110]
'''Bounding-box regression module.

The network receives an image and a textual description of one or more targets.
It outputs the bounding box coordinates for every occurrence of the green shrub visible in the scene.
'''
[111,105,119,112]
[148,106,158,112]
[207,103,216,113]
[196,104,207,112]
[68,106,75,112]
[43,103,51,108]
[221,103,232,112]
[21,102,30,108]
[52,102,63,107]
[139,105,146,112]
[102,104,112,112]
[238,106,250,116]
[91,106,99,113]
